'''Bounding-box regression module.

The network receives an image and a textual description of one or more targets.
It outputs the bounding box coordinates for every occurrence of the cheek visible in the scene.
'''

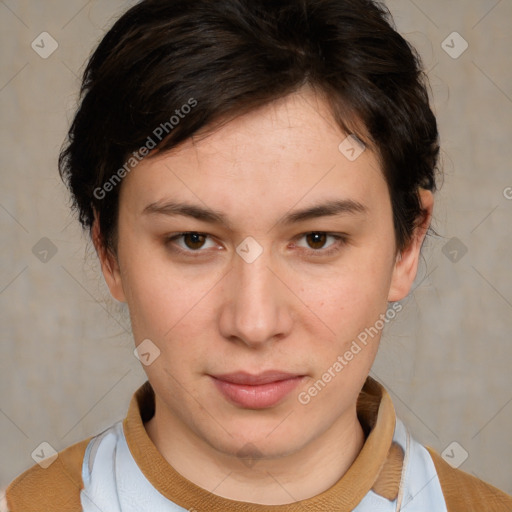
[117,245,186,339]
[124,269,209,389]
[295,266,389,406]
[300,259,392,331]
[290,247,395,377]
[123,273,171,339]
[119,248,221,363]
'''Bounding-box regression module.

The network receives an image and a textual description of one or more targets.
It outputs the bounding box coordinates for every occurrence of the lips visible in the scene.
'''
[213,371,301,385]
[210,371,305,409]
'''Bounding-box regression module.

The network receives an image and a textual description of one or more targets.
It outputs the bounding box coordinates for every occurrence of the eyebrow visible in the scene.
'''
[278,199,368,225]
[142,198,368,227]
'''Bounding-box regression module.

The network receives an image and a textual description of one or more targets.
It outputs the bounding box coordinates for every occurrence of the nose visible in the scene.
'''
[218,247,294,348]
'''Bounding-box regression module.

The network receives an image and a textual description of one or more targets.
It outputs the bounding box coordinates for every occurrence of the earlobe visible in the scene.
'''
[91,215,127,303]
[388,189,434,302]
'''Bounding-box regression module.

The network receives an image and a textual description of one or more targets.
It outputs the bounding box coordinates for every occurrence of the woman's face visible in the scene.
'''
[98,90,430,461]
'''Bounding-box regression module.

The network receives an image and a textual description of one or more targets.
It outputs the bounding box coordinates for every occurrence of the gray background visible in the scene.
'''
[1,0,511,500]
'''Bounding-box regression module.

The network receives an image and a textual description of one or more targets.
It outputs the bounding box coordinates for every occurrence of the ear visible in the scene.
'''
[92,214,127,303]
[388,189,434,302]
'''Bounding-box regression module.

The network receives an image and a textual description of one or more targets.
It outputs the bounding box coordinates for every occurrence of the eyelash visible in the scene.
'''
[164,232,348,258]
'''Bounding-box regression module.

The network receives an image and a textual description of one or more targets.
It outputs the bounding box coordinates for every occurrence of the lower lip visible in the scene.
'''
[211,376,304,409]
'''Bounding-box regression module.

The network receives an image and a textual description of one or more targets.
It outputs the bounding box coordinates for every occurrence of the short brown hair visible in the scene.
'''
[59,0,440,252]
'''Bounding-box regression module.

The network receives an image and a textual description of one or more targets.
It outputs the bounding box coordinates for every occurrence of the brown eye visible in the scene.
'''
[294,232,347,257]
[305,232,328,249]
[182,232,207,250]
[165,232,220,256]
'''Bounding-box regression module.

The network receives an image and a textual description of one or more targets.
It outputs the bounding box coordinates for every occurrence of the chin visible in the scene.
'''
[200,418,309,461]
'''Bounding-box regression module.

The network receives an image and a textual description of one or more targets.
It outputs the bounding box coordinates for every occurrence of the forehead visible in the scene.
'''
[119,90,388,223]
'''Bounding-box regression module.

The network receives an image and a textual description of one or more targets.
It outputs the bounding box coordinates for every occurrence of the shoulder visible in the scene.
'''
[6,437,91,512]
[426,446,512,512]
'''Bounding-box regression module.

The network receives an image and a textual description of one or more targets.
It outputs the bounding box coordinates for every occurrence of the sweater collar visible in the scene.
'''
[123,376,401,511]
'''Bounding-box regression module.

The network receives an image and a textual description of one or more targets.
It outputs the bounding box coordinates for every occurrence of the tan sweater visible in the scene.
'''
[6,377,512,511]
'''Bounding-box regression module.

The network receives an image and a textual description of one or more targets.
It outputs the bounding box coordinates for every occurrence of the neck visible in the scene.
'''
[145,400,365,505]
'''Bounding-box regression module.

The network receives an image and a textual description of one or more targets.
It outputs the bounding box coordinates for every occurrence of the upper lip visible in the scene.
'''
[211,371,303,385]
